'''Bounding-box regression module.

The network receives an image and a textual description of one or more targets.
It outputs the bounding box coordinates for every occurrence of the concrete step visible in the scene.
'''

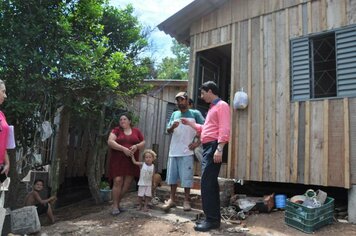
[150,200,204,223]
[155,184,203,210]
[154,176,235,211]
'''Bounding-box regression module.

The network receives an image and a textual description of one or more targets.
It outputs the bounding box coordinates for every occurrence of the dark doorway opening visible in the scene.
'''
[56,177,91,207]
[194,44,232,162]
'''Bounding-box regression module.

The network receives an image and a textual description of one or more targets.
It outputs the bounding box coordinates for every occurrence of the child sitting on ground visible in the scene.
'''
[131,149,157,212]
[24,179,57,224]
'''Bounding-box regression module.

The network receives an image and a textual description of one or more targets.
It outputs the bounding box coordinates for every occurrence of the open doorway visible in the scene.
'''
[194,44,231,116]
[193,44,231,162]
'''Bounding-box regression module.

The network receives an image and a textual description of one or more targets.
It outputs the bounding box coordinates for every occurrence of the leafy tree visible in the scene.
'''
[171,39,189,71]
[0,0,151,204]
[156,39,189,80]
[102,5,148,56]
[141,57,157,80]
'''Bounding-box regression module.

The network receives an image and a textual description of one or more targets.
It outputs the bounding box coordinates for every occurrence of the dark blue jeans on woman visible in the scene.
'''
[201,141,221,222]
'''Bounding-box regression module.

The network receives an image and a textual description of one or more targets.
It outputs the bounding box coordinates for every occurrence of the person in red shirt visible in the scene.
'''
[181,81,230,232]
[107,112,145,215]
[0,79,10,181]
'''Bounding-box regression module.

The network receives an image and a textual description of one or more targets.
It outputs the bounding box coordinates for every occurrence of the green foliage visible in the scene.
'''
[102,4,148,56]
[156,39,189,80]
[171,39,190,71]
[157,57,187,80]
[0,0,151,148]
[99,180,110,190]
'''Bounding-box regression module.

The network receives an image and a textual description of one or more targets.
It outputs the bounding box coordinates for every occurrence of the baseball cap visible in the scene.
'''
[175,91,188,100]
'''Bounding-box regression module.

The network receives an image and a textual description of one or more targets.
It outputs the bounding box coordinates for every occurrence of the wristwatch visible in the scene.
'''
[216,146,223,152]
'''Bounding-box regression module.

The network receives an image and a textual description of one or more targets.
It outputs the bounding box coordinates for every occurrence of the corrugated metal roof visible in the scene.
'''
[157,0,229,45]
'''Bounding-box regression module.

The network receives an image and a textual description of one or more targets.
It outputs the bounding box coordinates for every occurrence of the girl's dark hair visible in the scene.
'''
[199,81,219,96]
[34,179,44,185]
[119,112,134,128]
[119,112,132,121]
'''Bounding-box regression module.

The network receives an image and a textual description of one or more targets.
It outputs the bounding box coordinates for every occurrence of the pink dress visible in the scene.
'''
[108,127,144,181]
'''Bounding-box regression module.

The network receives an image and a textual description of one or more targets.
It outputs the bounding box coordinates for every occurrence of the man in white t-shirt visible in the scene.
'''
[162,92,204,212]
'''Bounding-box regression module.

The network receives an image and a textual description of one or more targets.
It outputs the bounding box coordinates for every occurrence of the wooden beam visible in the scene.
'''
[344,98,350,188]
[304,101,310,184]
[341,0,347,26]
[188,36,197,97]
[258,15,265,181]
[246,19,252,179]
[292,102,299,183]
[323,100,329,186]
[271,12,276,182]
[269,13,277,181]
[298,4,303,36]
[228,22,238,179]
[320,0,327,30]
[235,22,241,178]
[328,100,345,187]
[285,8,291,182]
[307,1,312,33]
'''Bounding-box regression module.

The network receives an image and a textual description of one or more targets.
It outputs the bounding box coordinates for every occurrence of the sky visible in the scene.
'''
[109,0,194,62]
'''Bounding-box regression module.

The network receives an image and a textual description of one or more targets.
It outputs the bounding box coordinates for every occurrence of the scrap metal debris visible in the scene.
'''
[220,206,245,223]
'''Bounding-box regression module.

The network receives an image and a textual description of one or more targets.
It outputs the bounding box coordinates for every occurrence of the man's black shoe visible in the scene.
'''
[194,220,220,232]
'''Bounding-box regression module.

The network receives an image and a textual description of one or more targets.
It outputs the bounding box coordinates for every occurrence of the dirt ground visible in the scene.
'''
[26,192,356,236]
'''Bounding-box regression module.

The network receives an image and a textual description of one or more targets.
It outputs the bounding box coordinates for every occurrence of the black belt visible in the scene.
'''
[202,141,217,148]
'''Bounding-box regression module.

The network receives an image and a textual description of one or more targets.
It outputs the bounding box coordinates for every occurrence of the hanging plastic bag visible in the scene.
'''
[233,89,248,109]
[6,125,16,149]
[41,121,53,141]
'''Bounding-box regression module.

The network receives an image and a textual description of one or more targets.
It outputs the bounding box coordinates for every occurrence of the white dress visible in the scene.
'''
[137,163,154,197]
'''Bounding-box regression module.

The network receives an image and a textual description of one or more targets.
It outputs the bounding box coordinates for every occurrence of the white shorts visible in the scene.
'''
[138,186,152,197]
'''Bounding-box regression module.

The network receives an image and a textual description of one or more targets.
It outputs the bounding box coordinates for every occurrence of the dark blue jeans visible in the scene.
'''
[201,141,221,222]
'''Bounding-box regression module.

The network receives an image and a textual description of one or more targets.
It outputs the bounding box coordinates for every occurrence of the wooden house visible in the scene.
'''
[158,0,356,200]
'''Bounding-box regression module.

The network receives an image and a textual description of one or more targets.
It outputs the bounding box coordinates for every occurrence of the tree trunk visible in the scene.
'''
[6,149,23,208]
[87,105,107,204]
[50,105,70,197]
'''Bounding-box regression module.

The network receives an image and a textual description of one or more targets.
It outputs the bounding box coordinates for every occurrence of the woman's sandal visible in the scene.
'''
[119,207,126,212]
[111,209,121,216]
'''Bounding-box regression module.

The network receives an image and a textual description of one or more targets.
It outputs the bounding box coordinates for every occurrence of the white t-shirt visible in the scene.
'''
[167,109,205,157]
[138,163,154,186]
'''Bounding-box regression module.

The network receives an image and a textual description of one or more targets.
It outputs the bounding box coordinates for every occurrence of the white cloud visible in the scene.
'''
[111,0,191,24]
[109,0,193,62]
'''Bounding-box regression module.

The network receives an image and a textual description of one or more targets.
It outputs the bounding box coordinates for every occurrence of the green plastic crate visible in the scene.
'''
[284,197,334,233]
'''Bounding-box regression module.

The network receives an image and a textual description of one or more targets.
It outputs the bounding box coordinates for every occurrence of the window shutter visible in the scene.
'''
[336,26,356,97]
[290,38,310,101]
[165,103,176,133]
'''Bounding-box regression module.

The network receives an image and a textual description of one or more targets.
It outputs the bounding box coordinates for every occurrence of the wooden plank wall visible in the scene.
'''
[249,17,262,181]
[63,120,100,182]
[275,9,290,183]
[190,0,356,188]
[237,20,248,180]
[191,0,308,36]
[131,83,187,173]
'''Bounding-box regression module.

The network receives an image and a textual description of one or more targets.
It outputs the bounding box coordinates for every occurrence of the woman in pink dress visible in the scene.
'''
[107,112,145,215]
[0,79,10,180]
